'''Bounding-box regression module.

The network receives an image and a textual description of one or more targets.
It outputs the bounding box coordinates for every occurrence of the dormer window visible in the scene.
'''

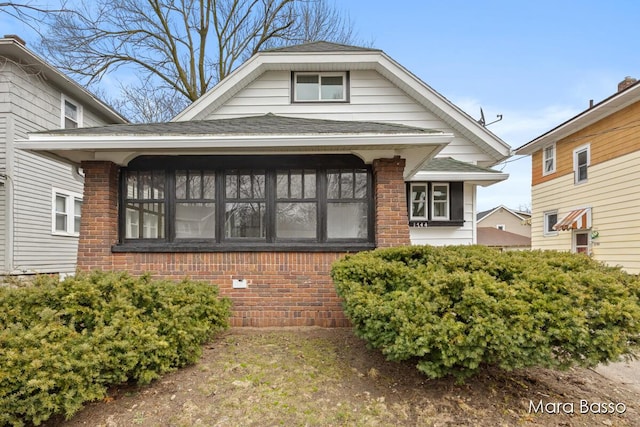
[293,72,347,102]
[61,95,83,129]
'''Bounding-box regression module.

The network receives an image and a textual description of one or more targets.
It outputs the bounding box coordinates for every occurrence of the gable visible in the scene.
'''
[174,46,511,167]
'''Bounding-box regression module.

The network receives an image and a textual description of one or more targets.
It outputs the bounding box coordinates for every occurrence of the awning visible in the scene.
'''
[553,208,591,231]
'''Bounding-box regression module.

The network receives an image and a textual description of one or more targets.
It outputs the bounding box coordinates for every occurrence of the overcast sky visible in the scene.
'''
[3,1,639,211]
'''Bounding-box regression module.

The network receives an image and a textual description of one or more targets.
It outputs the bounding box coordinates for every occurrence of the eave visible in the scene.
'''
[410,171,509,187]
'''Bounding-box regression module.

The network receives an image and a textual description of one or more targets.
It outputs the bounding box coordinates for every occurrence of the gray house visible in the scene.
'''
[0,35,126,276]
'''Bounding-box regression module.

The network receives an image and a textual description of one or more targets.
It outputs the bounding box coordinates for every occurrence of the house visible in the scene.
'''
[516,76,640,274]
[0,35,127,277]
[18,42,511,326]
[476,205,531,250]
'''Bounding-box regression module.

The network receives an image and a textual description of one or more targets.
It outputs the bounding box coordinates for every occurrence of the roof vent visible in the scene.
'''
[3,34,27,46]
[618,76,637,92]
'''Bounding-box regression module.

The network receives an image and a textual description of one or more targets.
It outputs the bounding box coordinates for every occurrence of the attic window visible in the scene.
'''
[293,72,347,102]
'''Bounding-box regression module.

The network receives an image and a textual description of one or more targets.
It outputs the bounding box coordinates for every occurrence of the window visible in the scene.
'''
[431,183,449,220]
[52,189,82,236]
[543,210,558,236]
[573,145,590,184]
[119,155,373,250]
[574,231,590,254]
[409,183,427,220]
[293,72,347,102]
[61,96,82,129]
[496,224,506,231]
[543,143,556,175]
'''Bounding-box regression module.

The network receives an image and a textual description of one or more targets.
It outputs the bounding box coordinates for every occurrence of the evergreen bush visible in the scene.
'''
[0,271,231,426]
[332,246,640,381]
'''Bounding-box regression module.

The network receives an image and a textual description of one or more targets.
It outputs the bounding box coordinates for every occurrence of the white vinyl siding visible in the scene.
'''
[205,70,497,165]
[531,149,640,274]
[410,183,475,246]
[0,60,114,274]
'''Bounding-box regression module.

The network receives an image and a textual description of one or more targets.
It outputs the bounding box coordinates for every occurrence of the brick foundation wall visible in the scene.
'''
[77,158,410,327]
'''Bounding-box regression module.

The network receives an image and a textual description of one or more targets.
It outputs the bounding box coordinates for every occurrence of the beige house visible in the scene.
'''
[516,77,640,274]
[476,205,531,250]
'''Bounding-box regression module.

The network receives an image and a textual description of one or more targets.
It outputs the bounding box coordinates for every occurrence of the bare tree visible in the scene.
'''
[40,0,359,122]
[1,1,75,35]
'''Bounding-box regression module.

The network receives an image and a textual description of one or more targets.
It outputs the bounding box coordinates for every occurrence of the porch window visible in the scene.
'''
[293,72,347,102]
[118,155,373,251]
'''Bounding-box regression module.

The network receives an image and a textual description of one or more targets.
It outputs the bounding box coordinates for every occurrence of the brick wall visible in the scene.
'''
[373,156,411,247]
[77,157,410,327]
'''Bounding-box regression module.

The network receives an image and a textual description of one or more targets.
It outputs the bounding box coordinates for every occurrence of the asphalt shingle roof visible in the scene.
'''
[420,157,502,174]
[263,41,380,53]
[34,113,441,137]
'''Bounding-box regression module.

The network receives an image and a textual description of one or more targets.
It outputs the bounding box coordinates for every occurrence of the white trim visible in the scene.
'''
[543,210,558,236]
[542,143,556,176]
[51,188,83,237]
[61,94,83,129]
[409,183,428,220]
[411,171,509,187]
[431,182,450,220]
[573,143,590,184]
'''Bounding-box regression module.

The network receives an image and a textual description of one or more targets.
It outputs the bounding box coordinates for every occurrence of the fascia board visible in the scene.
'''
[410,171,509,186]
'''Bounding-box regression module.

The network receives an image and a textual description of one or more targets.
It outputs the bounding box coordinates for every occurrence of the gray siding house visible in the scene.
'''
[0,35,126,276]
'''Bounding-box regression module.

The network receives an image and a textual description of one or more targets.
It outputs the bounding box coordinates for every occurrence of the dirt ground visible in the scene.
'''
[45,328,640,427]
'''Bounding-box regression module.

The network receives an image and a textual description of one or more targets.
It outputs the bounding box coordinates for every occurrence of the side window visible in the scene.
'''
[409,183,427,220]
[52,189,83,236]
[431,183,450,220]
[61,95,83,129]
[543,143,556,175]
[124,171,166,239]
[573,145,590,184]
[543,210,558,236]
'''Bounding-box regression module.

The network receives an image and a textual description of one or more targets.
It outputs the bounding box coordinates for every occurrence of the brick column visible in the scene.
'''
[373,156,411,247]
[77,161,119,271]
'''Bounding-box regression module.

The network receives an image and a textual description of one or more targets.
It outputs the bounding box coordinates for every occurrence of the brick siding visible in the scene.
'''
[77,158,410,327]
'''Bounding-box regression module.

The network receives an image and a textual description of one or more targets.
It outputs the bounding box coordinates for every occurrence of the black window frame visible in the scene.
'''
[115,155,375,252]
[406,181,465,227]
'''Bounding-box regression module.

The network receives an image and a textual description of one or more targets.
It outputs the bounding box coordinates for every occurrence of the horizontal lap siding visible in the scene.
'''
[208,70,495,164]
[409,183,475,245]
[532,150,640,273]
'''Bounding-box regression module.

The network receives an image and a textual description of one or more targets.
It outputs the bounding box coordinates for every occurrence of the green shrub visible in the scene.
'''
[332,246,640,381]
[0,271,231,426]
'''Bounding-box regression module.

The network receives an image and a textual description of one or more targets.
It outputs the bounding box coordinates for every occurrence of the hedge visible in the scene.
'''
[0,271,231,426]
[332,245,640,381]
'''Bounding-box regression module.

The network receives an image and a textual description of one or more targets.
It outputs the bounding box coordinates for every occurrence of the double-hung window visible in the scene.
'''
[119,155,373,251]
[573,145,590,184]
[431,183,450,220]
[409,183,427,220]
[543,143,556,175]
[293,72,347,102]
[61,95,82,129]
[408,182,460,225]
[52,189,82,236]
[543,210,558,236]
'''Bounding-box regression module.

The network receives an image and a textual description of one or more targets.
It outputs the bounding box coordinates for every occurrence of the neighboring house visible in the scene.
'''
[516,76,640,274]
[476,205,531,250]
[18,42,510,326]
[0,35,127,276]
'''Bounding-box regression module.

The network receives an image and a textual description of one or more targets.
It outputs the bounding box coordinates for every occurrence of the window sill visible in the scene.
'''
[52,232,80,238]
[111,242,376,253]
[409,220,464,228]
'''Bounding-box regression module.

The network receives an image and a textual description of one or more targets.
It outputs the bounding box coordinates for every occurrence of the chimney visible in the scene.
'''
[3,34,27,46]
[618,76,637,92]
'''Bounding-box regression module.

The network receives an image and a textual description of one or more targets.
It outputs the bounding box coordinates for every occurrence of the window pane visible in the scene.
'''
[127,173,138,199]
[354,172,367,198]
[125,205,140,238]
[327,202,367,239]
[203,173,215,199]
[327,171,340,199]
[56,214,67,232]
[140,172,152,199]
[576,233,589,246]
[176,203,215,239]
[252,173,265,198]
[340,172,353,198]
[277,171,289,198]
[189,172,201,199]
[225,202,265,238]
[55,195,66,213]
[321,76,344,100]
[153,171,164,198]
[296,74,319,101]
[74,199,82,216]
[142,203,164,238]
[176,171,187,199]
[225,172,238,198]
[290,171,302,199]
[578,150,588,166]
[64,117,78,129]
[304,171,316,198]
[546,213,557,232]
[276,202,316,238]
[433,185,448,201]
[433,202,447,218]
[64,100,77,120]
[578,165,588,181]
[239,174,251,198]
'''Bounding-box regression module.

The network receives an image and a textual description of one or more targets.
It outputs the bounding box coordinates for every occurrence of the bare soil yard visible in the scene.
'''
[46,328,639,427]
